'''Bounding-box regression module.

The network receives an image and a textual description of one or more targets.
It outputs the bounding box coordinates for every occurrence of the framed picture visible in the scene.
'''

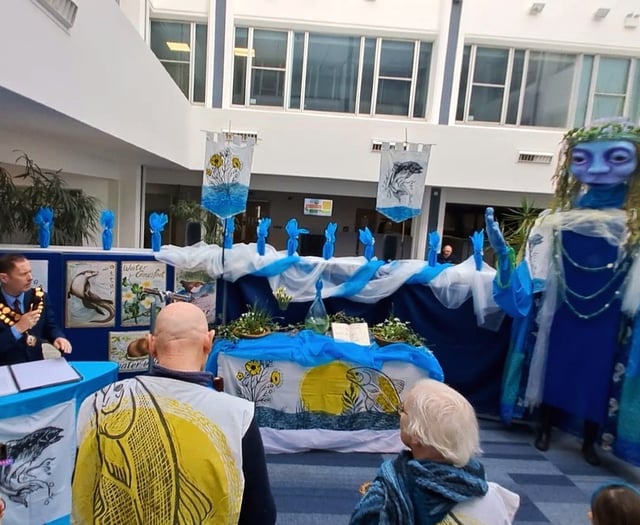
[120,261,166,327]
[65,260,116,328]
[109,330,150,373]
[174,269,217,323]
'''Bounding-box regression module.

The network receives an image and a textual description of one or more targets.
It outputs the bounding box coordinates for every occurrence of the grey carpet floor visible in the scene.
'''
[266,418,640,524]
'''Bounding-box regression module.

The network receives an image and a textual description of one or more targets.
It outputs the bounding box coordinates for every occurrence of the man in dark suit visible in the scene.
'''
[437,244,460,264]
[0,253,71,365]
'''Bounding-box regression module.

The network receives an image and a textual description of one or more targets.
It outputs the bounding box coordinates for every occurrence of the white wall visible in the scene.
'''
[463,0,640,53]
[192,107,562,195]
[0,0,193,168]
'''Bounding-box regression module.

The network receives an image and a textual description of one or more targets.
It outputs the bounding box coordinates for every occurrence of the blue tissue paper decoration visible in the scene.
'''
[358,226,375,261]
[322,222,337,260]
[470,229,485,271]
[224,219,235,249]
[427,231,440,267]
[149,212,168,252]
[256,217,271,256]
[100,210,115,251]
[285,218,309,256]
[34,207,53,248]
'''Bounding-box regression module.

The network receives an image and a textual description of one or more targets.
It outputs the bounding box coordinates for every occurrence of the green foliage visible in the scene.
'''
[371,314,426,347]
[0,152,100,245]
[169,199,223,245]
[329,311,365,324]
[502,198,541,263]
[216,303,276,340]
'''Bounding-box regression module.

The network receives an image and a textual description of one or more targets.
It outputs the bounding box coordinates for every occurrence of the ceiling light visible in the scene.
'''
[166,42,190,52]
[234,47,256,57]
[624,13,639,28]
[529,2,545,15]
[593,8,610,19]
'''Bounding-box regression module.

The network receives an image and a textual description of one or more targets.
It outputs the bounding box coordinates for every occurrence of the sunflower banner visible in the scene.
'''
[202,132,255,219]
[376,143,431,223]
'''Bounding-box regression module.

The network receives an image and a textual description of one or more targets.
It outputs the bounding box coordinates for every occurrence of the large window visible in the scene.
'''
[457,44,640,128]
[232,27,433,118]
[150,20,207,103]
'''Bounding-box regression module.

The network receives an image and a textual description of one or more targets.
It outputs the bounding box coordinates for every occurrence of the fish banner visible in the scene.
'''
[376,143,431,223]
[202,132,255,219]
[0,400,75,524]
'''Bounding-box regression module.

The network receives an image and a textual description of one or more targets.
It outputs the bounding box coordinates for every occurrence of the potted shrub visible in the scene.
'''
[371,315,427,347]
[217,304,275,340]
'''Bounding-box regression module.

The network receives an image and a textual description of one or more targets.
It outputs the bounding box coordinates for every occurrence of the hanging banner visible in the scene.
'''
[201,132,255,219]
[376,143,431,223]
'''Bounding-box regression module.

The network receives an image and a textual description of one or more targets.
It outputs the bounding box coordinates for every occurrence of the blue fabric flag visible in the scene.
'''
[100,210,115,251]
[359,227,375,261]
[149,212,168,252]
[34,207,53,248]
[285,218,309,256]
[323,222,337,260]
[256,217,271,256]
[470,229,485,271]
[427,231,440,267]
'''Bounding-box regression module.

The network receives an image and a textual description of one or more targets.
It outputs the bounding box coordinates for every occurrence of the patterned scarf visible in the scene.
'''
[350,450,488,525]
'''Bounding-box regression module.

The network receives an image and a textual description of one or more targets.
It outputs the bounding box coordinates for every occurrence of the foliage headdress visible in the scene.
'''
[551,118,640,247]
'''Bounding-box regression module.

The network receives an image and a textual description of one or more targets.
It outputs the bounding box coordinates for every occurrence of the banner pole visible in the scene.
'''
[221,217,228,324]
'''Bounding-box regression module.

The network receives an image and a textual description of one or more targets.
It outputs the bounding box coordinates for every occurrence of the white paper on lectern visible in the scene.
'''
[10,358,81,392]
[0,366,18,397]
[331,323,371,346]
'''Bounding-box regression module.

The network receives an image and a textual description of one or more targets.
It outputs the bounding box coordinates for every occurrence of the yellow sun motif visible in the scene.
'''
[231,157,242,169]
[245,360,261,375]
[236,372,244,380]
[270,371,281,386]
[299,362,352,415]
[210,154,223,168]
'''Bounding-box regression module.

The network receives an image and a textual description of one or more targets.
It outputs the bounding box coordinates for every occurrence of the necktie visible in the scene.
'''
[13,298,21,314]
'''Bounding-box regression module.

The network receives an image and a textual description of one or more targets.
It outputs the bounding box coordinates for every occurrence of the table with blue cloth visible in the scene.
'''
[207,330,443,453]
[0,361,118,525]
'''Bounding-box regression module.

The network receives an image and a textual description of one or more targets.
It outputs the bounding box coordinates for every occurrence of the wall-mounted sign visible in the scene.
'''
[304,198,333,217]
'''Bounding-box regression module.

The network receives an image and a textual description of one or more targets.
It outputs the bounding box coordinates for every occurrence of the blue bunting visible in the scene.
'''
[34,207,53,248]
[470,229,485,271]
[149,212,168,252]
[427,231,440,267]
[224,219,235,249]
[256,217,271,256]
[358,227,375,261]
[323,222,337,260]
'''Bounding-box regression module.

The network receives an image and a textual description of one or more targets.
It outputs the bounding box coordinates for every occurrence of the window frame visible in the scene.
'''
[149,18,207,104]
[458,43,640,129]
[231,26,434,119]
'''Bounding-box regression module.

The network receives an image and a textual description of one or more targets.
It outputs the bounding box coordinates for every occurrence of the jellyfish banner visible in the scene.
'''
[376,143,431,222]
[201,132,255,219]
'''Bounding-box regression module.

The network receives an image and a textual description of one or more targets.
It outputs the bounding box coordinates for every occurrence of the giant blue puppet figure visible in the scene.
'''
[485,119,640,466]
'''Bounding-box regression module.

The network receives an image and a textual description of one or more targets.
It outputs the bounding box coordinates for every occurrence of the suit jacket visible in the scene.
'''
[0,288,66,366]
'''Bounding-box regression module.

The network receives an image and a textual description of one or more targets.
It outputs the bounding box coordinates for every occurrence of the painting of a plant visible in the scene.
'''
[234,360,282,403]
[120,262,167,327]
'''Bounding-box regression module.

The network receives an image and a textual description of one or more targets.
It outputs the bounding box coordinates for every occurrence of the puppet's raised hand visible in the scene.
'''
[485,208,509,255]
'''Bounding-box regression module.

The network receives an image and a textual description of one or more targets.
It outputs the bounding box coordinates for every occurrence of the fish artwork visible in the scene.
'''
[346,367,405,413]
[383,161,423,203]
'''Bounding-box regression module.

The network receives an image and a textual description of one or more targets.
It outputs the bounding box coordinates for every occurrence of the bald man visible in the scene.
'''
[72,303,276,525]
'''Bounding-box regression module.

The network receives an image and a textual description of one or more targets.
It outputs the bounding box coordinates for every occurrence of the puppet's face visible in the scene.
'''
[570,140,637,186]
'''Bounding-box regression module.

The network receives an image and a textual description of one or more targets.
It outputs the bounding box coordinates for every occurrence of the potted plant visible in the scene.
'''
[217,303,275,340]
[371,315,427,347]
[170,199,224,245]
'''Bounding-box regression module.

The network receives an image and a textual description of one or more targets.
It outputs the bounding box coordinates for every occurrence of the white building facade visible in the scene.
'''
[0,0,638,258]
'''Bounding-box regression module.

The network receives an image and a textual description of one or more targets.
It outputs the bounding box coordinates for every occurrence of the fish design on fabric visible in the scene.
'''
[383,161,423,202]
[346,367,404,413]
[0,427,63,507]
[90,381,213,524]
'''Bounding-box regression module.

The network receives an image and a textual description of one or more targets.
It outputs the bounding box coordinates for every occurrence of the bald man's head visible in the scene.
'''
[148,302,214,371]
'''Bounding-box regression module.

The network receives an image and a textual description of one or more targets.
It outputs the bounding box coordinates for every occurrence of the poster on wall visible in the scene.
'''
[303,198,333,217]
[108,330,150,373]
[30,259,49,291]
[120,261,166,327]
[65,260,116,328]
[173,269,217,323]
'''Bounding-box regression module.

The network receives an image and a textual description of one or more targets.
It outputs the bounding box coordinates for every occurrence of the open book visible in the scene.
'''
[0,358,82,397]
[331,322,371,346]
